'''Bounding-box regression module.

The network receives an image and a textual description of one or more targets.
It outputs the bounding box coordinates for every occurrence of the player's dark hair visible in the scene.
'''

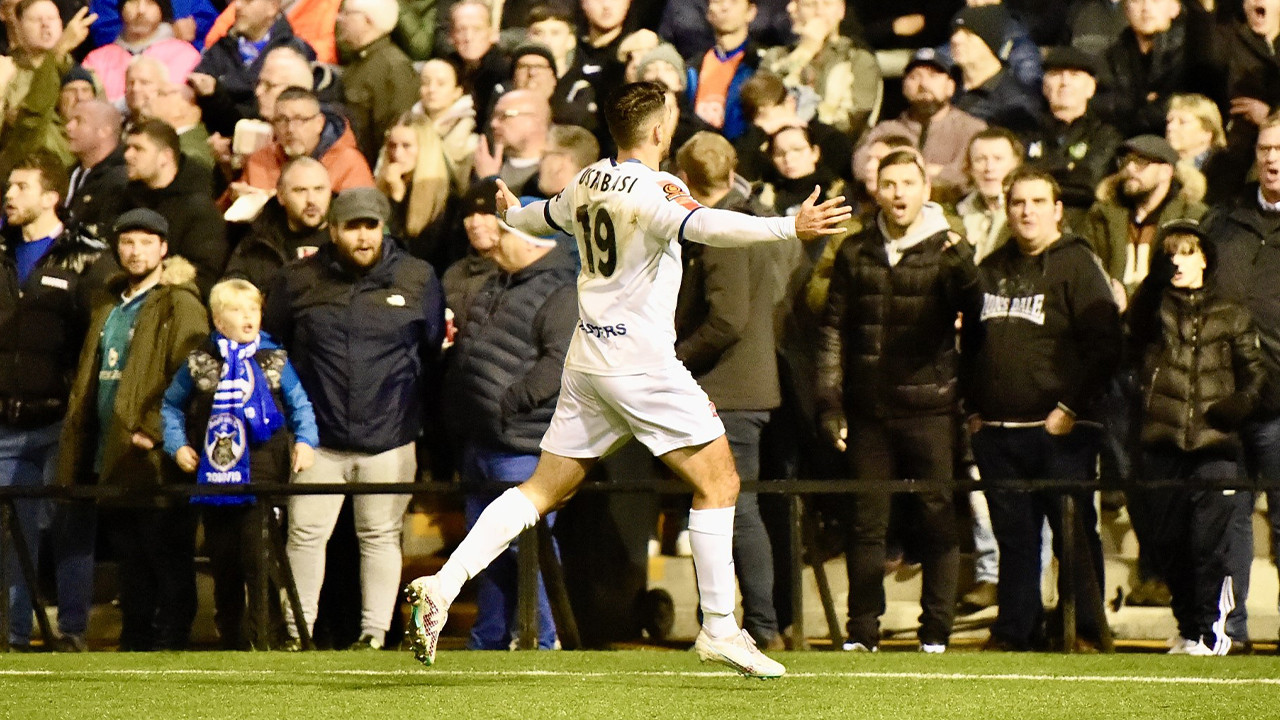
[877,148,926,178]
[605,81,668,151]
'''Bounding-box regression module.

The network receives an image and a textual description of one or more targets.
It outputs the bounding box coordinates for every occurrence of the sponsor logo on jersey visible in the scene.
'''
[578,321,627,338]
[660,182,701,211]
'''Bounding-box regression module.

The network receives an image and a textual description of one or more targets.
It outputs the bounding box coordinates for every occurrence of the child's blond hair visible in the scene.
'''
[208,279,263,317]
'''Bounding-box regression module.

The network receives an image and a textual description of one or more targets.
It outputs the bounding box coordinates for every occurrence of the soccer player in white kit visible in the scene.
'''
[405,82,851,678]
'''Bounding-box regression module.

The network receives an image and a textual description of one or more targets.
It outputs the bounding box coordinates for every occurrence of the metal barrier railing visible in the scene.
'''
[1,475,1259,654]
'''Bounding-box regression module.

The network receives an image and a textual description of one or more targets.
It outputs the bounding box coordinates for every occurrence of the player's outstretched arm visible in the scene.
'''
[686,185,852,248]
[496,179,557,236]
[795,186,853,241]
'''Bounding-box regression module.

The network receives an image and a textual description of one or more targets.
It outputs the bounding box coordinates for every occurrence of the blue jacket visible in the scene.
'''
[90,0,219,50]
[161,333,319,457]
[685,39,763,141]
[262,238,445,454]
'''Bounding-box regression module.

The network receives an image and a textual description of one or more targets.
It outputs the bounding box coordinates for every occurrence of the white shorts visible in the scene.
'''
[540,362,725,458]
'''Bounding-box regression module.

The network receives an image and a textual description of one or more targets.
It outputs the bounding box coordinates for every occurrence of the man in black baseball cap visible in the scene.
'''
[441,178,502,335]
[1023,45,1123,226]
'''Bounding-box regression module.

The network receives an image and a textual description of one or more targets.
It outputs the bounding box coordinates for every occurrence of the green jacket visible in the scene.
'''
[342,35,420,164]
[391,0,438,61]
[1083,172,1207,297]
[58,257,209,502]
[0,52,73,181]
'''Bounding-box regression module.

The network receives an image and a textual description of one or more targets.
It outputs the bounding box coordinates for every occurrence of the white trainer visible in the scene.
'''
[405,575,449,667]
[1184,639,1217,657]
[920,643,946,654]
[694,629,786,679]
[1167,637,1198,655]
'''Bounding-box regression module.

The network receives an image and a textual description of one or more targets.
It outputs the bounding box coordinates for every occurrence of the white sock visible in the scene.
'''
[688,506,739,639]
[435,487,540,605]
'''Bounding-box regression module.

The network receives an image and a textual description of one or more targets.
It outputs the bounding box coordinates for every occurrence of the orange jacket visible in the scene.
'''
[241,121,374,192]
[204,0,339,64]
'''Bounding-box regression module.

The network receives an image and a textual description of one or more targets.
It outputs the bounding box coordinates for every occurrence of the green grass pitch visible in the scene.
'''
[4,650,1280,719]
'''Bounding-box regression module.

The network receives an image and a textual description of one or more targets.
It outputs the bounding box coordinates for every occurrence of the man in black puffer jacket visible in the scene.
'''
[816,148,981,653]
[0,151,114,651]
[1129,220,1264,656]
[443,218,576,650]
[962,167,1122,652]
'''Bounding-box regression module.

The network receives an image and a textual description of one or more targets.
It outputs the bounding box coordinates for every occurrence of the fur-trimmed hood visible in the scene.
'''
[1094,162,1207,206]
[106,255,199,295]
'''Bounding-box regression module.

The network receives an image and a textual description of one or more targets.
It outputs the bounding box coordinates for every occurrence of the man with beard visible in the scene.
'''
[853,48,986,204]
[122,118,227,295]
[815,147,978,653]
[224,156,331,293]
[0,151,111,652]
[1083,134,1206,297]
[57,208,210,651]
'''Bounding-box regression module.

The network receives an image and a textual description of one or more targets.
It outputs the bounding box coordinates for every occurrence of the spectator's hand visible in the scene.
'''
[228,181,269,201]
[131,432,155,450]
[54,7,96,59]
[0,56,17,93]
[292,443,315,474]
[188,72,217,98]
[892,13,925,37]
[966,414,983,436]
[474,134,504,179]
[1044,407,1075,436]
[494,178,520,220]
[379,160,411,202]
[208,132,235,167]
[175,446,200,473]
[820,411,848,452]
[1231,97,1271,127]
[794,186,852,241]
[172,16,197,43]
[1205,393,1253,430]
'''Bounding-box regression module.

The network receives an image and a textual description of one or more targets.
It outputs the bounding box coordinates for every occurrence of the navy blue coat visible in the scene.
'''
[263,238,444,454]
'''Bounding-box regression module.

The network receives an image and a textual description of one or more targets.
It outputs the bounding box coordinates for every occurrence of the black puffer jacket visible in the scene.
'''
[816,206,980,421]
[0,226,113,423]
[123,157,227,296]
[443,247,576,454]
[1137,287,1265,453]
[223,198,328,294]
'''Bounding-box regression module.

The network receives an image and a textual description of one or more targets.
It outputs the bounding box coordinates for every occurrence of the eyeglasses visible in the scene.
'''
[272,113,319,128]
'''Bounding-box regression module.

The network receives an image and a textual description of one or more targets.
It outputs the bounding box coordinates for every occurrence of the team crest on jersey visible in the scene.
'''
[708,401,718,418]
[660,182,701,211]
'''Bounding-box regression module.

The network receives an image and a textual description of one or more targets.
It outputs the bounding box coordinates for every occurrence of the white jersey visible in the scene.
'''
[545,158,702,375]
[505,157,799,376]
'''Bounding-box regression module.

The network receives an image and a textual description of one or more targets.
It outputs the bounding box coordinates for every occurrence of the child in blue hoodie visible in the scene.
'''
[162,278,318,649]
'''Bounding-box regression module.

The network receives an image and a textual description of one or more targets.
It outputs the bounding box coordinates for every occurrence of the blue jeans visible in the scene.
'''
[721,410,779,645]
[972,425,1105,649]
[0,421,95,644]
[461,445,557,650]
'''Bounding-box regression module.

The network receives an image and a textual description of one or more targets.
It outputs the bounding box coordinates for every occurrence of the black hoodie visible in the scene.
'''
[123,157,228,296]
[962,233,1122,422]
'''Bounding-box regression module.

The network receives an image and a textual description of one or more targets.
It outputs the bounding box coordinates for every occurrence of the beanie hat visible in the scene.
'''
[952,5,1011,61]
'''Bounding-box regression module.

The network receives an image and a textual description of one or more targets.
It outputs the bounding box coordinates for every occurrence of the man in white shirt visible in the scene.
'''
[405,81,850,678]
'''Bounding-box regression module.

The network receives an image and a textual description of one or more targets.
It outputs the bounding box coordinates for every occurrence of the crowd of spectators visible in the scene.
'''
[3,0,1280,657]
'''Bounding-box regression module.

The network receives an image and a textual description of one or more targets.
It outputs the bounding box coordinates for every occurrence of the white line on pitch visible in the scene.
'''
[1,669,1279,686]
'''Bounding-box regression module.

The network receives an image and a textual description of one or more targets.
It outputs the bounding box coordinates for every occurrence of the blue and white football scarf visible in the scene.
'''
[195,334,285,505]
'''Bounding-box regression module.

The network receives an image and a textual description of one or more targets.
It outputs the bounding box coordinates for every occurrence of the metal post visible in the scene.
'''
[252,504,270,650]
[788,495,808,650]
[802,503,843,648]
[536,521,580,650]
[4,498,52,647]
[1060,494,1077,653]
[266,508,312,649]
[515,526,538,650]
